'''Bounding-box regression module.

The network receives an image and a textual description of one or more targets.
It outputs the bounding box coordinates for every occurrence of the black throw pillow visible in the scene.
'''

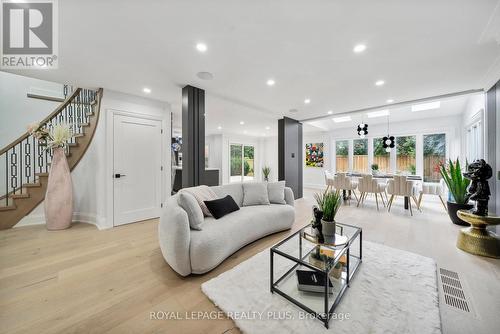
[204,195,240,219]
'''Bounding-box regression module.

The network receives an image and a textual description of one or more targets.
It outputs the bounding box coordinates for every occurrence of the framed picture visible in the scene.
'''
[305,143,324,167]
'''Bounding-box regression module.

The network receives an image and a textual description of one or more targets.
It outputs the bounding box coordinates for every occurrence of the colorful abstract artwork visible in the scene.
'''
[305,143,324,167]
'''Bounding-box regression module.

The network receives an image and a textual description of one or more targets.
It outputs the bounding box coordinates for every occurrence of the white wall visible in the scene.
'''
[262,136,279,182]
[303,132,331,189]
[17,89,171,229]
[461,94,486,162]
[206,134,223,184]
[0,72,63,147]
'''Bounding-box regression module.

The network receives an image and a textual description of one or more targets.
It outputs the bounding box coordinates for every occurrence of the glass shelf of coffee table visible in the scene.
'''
[270,222,362,328]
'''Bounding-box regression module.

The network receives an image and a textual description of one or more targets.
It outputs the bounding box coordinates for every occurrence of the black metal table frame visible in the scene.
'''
[270,223,362,328]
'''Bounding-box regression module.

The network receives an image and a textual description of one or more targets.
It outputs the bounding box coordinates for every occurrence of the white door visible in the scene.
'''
[113,114,162,226]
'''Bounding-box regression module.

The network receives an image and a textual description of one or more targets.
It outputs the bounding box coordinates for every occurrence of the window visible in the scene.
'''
[396,136,416,175]
[353,139,368,173]
[335,140,348,172]
[373,138,390,173]
[230,144,255,182]
[423,134,446,182]
[466,120,483,162]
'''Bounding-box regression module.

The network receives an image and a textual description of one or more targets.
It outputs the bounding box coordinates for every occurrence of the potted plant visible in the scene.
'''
[314,191,342,243]
[439,158,472,226]
[371,163,379,175]
[262,166,271,182]
[29,122,74,230]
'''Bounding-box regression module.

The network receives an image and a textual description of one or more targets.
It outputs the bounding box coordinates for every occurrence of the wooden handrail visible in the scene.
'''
[0,88,82,155]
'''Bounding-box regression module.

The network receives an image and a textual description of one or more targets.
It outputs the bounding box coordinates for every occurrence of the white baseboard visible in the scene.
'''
[15,212,107,230]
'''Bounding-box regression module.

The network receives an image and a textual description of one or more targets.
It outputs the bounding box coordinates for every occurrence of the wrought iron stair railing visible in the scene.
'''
[0,87,98,208]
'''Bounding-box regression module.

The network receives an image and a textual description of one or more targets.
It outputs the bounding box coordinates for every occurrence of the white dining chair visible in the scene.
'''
[387,175,420,216]
[418,179,447,211]
[357,174,387,210]
[332,172,359,204]
[324,170,335,192]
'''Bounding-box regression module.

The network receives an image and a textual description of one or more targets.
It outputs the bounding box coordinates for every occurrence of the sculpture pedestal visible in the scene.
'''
[457,210,500,259]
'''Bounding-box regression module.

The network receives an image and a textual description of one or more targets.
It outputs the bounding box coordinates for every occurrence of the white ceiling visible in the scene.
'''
[6,0,500,134]
[303,93,475,133]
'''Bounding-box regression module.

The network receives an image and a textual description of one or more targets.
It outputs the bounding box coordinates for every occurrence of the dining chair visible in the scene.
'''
[324,170,335,192]
[387,175,420,216]
[357,174,387,210]
[332,172,359,204]
[418,179,447,211]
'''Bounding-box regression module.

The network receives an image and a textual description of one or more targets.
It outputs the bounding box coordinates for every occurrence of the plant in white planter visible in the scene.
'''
[314,190,342,243]
[29,123,74,230]
[262,166,271,182]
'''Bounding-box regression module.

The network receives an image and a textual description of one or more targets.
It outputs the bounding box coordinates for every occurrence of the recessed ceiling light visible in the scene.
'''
[375,80,385,86]
[196,42,207,52]
[386,99,394,103]
[217,126,222,130]
[327,110,333,115]
[367,110,390,118]
[265,126,270,130]
[412,101,441,112]
[196,71,214,80]
[353,44,367,53]
[332,116,352,123]
[143,87,151,94]
[304,98,311,104]
[266,79,275,86]
[239,121,245,125]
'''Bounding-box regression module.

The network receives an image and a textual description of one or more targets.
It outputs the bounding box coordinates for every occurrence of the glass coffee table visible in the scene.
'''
[270,223,362,328]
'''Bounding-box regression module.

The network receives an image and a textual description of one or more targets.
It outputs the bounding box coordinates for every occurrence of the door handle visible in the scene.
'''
[115,173,126,178]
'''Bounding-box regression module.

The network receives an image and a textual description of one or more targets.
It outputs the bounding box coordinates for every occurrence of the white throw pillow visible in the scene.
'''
[243,182,270,206]
[181,185,218,216]
[267,181,286,204]
[177,192,204,230]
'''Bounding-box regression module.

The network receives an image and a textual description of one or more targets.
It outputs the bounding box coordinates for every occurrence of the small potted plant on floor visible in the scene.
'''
[314,191,342,244]
[262,166,271,182]
[371,163,379,175]
[439,158,472,226]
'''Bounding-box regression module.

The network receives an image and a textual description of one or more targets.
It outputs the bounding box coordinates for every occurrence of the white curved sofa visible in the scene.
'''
[159,183,295,276]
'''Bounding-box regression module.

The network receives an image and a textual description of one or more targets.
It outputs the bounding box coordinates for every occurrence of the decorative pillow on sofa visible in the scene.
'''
[178,192,204,230]
[267,181,286,204]
[181,185,218,216]
[204,195,240,219]
[242,182,270,206]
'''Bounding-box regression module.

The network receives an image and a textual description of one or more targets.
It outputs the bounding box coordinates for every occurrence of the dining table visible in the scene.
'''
[340,173,422,210]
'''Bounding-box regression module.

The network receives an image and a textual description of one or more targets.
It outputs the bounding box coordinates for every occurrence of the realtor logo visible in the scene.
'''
[1,0,58,69]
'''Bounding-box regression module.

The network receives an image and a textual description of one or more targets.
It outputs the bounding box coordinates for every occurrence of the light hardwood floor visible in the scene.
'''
[1,188,499,334]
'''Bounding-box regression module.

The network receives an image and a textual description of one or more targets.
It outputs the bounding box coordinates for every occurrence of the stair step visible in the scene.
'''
[90,100,97,106]
[11,193,30,199]
[86,112,94,117]
[74,133,84,138]
[79,123,90,127]
[0,205,16,212]
[23,182,41,188]
[68,143,78,147]
[36,172,49,177]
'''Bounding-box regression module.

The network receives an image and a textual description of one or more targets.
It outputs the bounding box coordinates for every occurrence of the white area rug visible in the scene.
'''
[202,241,441,334]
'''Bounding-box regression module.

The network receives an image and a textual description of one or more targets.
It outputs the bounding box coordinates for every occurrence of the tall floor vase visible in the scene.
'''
[45,147,73,230]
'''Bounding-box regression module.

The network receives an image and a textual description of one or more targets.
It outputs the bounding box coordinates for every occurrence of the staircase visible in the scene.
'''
[0,87,103,229]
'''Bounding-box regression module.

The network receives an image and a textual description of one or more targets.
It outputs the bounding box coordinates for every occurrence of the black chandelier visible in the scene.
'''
[382,115,394,152]
[357,121,368,138]
[382,135,395,152]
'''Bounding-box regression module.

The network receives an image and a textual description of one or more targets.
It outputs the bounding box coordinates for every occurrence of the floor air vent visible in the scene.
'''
[439,268,470,313]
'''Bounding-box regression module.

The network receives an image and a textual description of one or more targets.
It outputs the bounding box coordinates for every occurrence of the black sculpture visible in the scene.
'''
[312,206,325,243]
[463,159,492,216]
